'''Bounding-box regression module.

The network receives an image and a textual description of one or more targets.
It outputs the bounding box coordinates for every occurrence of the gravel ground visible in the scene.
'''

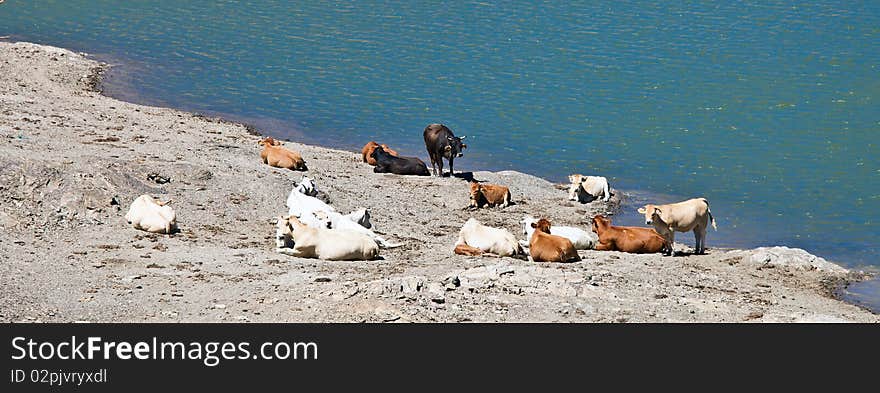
[0,41,876,323]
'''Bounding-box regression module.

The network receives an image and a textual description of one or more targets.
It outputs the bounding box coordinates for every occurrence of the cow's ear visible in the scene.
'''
[461,144,467,149]
[637,207,647,214]
[654,208,662,216]
[444,145,452,152]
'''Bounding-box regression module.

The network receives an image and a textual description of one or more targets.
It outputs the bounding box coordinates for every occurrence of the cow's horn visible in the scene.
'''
[459,135,466,140]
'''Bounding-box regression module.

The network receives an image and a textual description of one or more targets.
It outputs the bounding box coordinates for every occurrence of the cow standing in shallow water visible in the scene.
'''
[423,123,466,177]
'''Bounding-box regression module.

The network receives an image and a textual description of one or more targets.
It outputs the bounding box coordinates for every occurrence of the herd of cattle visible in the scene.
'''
[124,123,717,262]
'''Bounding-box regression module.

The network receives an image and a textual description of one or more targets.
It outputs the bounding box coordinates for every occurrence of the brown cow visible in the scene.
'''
[590,215,668,254]
[528,218,581,262]
[361,141,399,166]
[259,138,307,171]
[468,182,512,208]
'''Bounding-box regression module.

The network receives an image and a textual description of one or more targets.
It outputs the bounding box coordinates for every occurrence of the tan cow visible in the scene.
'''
[454,218,522,257]
[528,218,581,262]
[638,198,717,255]
[275,216,379,260]
[568,174,610,202]
[260,137,307,171]
[468,182,512,208]
[361,141,399,166]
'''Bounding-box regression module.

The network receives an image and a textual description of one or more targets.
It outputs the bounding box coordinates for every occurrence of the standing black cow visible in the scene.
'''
[423,123,467,177]
[371,146,430,176]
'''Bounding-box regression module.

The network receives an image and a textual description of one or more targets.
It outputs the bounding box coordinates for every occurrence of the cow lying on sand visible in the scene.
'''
[275,216,379,260]
[454,218,522,257]
[259,137,307,171]
[423,123,466,177]
[286,176,371,229]
[528,218,580,262]
[312,210,401,248]
[520,215,595,250]
[371,146,430,176]
[568,174,610,202]
[468,182,511,208]
[591,215,668,254]
[286,176,334,224]
[125,195,177,234]
[638,198,717,255]
[361,141,399,166]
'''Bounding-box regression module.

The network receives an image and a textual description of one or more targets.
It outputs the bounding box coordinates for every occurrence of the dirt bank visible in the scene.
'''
[0,41,876,322]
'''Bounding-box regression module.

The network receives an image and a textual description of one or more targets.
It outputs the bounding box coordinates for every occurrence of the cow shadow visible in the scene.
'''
[451,171,475,181]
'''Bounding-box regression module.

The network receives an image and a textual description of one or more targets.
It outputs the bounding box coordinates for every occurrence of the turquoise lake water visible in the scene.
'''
[2,1,878,308]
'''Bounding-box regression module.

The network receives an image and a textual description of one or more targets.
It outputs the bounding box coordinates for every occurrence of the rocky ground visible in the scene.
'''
[1,41,876,323]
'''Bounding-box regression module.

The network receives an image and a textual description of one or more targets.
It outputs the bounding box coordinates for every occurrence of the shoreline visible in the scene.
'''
[0,40,876,321]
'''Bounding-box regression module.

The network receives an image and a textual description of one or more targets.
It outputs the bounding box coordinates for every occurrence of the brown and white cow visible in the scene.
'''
[567,174,610,202]
[468,182,512,208]
[259,137,307,171]
[638,198,717,255]
[528,218,580,262]
[361,141,399,166]
[590,215,668,254]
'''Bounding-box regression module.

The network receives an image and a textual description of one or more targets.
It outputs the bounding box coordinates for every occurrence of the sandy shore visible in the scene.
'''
[0,41,876,322]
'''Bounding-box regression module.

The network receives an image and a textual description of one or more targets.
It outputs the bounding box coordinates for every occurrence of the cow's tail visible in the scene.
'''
[702,198,717,231]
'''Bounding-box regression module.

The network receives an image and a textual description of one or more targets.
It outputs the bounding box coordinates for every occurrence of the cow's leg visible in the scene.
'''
[667,232,676,256]
[448,157,455,177]
[436,156,445,177]
[696,226,707,254]
[430,152,440,176]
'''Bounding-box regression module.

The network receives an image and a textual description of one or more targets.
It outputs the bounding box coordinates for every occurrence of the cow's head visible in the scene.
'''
[567,182,582,201]
[296,176,317,196]
[591,215,610,234]
[531,218,552,234]
[637,205,662,225]
[259,137,282,147]
[276,215,293,240]
[370,145,385,160]
[445,135,466,158]
[468,181,482,206]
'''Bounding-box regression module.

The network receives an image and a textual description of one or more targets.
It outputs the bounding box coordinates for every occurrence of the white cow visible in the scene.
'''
[125,195,177,234]
[275,216,379,260]
[285,176,372,229]
[454,218,522,257]
[519,215,596,250]
[568,174,611,202]
[638,197,717,255]
[311,210,401,248]
[286,176,334,221]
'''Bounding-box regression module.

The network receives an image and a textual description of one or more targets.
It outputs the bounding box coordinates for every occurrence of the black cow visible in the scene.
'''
[371,146,430,176]
[423,123,466,177]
